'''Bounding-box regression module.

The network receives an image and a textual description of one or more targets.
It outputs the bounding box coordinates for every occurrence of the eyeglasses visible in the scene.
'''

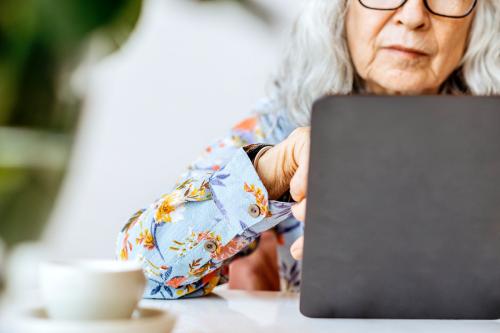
[358,0,477,19]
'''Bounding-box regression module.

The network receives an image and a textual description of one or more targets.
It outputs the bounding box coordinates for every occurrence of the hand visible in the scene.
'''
[254,127,310,260]
[255,127,310,200]
[228,230,280,291]
[290,203,306,260]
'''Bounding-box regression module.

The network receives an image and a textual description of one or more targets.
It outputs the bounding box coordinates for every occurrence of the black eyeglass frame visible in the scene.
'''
[358,0,478,19]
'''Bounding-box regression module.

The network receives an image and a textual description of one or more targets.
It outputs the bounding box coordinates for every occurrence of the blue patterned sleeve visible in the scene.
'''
[115,110,294,299]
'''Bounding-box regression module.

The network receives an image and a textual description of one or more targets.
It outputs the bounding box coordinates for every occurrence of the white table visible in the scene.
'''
[141,286,500,333]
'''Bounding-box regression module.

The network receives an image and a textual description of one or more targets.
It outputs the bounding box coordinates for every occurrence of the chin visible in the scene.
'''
[370,67,437,95]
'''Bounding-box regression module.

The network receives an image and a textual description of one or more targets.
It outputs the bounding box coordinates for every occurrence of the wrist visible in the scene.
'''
[255,145,290,200]
[252,146,272,171]
[242,143,291,200]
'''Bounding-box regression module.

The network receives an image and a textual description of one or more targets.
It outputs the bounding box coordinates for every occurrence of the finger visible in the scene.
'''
[289,163,308,202]
[291,198,307,222]
[290,236,304,260]
[289,141,310,202]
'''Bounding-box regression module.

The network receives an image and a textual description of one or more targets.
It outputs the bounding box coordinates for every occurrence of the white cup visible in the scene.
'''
[39,260,146,320]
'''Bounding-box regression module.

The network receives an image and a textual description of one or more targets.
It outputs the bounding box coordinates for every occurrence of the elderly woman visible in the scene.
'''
[116,0,500,299]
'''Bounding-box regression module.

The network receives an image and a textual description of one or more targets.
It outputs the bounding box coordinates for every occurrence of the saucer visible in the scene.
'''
[7,306,176,333]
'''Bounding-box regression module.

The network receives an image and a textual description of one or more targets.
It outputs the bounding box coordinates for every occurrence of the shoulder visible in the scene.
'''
[231,98,297,145]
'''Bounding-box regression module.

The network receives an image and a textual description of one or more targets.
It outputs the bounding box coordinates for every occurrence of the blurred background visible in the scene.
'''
[0,0,301,299]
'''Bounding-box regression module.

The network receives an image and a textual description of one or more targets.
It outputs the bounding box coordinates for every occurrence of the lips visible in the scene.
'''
[383,45,430,57]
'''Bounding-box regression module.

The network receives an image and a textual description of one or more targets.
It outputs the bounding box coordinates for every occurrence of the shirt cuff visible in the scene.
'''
[208,147,293,239]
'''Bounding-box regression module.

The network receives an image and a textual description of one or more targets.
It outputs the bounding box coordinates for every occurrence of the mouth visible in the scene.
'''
[382,45,430,58]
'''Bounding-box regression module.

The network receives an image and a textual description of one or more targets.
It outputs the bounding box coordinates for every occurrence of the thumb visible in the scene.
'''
[291,198,307,223]
[289,162,308,202]
[290,236,304,260]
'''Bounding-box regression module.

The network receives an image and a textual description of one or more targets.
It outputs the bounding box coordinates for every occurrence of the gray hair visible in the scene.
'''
[266,0,500,127]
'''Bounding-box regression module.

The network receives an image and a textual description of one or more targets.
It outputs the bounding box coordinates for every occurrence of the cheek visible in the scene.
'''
[431,22,471,79]
[346,7,388,76]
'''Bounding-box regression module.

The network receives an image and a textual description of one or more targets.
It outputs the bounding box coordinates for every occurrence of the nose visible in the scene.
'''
[393,0,431,31]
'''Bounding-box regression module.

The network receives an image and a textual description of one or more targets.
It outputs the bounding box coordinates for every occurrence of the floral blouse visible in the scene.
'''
[116,98,304,299]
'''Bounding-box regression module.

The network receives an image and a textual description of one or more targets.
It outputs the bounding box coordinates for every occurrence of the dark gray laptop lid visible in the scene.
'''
[300,96,500,319]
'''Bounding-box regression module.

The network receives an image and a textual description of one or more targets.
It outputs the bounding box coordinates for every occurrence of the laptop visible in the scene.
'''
[300,95,500,319]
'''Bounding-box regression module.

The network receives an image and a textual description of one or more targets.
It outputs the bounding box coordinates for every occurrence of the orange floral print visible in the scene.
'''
[212,237,249,261]
[119,233,132,261]
[244,182,271,217]
[154,191,185,224]
[169,231,223,259]
[175,178,211,201]
[232,116,257,132]
[136,229,155,250]
[116,108,301,298]
[166,276,188,288]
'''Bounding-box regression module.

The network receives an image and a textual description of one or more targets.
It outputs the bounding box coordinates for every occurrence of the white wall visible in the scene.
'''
[41,0,302,259]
